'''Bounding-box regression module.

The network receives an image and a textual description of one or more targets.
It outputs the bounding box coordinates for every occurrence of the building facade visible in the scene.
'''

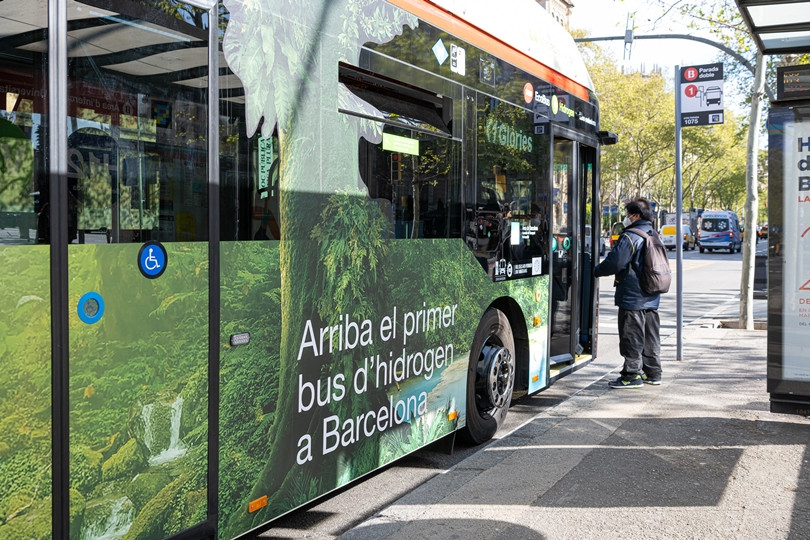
[538,0,574,28]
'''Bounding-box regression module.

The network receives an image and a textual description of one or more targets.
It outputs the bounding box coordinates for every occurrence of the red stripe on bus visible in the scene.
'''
[386,0,590,101]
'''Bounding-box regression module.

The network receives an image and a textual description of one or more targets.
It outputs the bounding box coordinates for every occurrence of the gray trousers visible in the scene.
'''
[618,307,662,378]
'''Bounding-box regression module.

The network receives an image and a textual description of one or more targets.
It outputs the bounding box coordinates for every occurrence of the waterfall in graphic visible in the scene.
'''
[141,395,187,466]
[141,402,156,455]
[80,496,134,540]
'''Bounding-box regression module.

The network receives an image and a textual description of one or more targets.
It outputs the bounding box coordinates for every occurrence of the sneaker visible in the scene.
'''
[608,374,643,389]
[641,374,662,385]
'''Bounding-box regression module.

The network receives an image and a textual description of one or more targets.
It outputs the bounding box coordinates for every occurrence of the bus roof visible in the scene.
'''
[389,0,594,101]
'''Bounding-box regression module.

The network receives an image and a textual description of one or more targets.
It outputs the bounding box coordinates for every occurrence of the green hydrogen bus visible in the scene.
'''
[0,0,614,537]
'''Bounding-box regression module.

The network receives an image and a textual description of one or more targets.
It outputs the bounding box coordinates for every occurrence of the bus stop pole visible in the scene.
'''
[674,66,684,361]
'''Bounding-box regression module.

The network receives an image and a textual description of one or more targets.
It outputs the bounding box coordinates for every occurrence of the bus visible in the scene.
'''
[0,0,613,538]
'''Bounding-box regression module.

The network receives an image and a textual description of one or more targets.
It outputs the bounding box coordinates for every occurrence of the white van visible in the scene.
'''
[698,210,742,253]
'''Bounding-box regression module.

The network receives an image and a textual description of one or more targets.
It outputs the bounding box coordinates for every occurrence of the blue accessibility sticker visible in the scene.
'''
[138,241,167,279]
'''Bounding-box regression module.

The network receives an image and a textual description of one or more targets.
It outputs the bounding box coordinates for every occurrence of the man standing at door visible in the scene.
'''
[594,197,662,388]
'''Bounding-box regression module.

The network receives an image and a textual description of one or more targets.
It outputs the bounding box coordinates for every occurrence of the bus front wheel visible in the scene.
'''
[463,308,515,444]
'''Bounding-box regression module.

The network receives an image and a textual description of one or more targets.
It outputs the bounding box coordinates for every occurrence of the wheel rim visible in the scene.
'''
[475,337,514,412]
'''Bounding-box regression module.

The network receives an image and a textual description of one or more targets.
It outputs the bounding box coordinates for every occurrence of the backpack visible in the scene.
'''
[625,228,671,295]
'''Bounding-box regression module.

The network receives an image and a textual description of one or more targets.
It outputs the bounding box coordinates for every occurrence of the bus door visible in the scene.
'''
[66,1,214,538]
[550,133,598,362]
[550,137,577,361]
[578,144,598,357]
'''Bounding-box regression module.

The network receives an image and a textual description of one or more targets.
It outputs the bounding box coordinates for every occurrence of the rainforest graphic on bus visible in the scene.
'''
[0,0,608,538]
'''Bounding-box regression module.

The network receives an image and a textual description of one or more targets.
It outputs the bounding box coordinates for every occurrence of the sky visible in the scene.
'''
[570,0,726,82]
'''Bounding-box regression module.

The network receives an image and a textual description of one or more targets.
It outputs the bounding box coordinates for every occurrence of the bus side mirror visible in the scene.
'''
[598,131,618,145]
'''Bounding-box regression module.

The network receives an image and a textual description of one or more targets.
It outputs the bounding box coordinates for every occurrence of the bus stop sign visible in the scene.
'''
[680,63,724,127]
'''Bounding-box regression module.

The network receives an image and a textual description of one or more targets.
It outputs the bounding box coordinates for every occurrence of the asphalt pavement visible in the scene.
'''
[340,299,810,540]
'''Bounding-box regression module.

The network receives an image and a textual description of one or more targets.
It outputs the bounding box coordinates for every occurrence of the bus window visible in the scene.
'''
[339,63,453,135]
[343,66,462,239]
[220,126,281,241]
[251,130,281,240]
[0,117,39,244]
[358,129,461,239]
[610,221,625,249]
[66,3,209,244]
[471,94,549,281]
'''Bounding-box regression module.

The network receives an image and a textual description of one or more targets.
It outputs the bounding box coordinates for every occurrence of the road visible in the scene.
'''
[256,243,765,539]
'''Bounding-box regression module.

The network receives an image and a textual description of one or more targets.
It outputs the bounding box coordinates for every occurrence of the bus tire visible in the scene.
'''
[463,308,515,445]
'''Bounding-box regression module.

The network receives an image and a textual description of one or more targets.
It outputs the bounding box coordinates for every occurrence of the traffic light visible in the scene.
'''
[390,153,402,181]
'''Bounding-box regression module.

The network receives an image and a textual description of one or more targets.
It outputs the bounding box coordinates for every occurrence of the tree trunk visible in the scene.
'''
[740,52,766,330]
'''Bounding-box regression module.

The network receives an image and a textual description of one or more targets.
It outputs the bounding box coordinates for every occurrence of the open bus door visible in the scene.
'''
[549,130,600,371]
[578,144,599,360]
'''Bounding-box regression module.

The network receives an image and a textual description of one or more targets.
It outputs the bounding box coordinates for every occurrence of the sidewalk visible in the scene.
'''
[341,323,810,539]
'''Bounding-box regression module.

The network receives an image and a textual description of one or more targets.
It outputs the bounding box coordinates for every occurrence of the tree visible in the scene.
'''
[578,39,748,220]
[578,41,673,211]
[680,112,747,212]
[741,52,766,328]
[659,0,808,328]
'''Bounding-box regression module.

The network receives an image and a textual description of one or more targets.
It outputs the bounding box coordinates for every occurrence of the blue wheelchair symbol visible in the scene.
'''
[138,241,168,279]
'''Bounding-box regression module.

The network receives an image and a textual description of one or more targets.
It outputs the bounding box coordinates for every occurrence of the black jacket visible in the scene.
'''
[594,219,661,310]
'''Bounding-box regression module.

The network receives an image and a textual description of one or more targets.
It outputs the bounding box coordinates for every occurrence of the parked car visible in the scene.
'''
[759,224,768,239]
[660,224,696,250]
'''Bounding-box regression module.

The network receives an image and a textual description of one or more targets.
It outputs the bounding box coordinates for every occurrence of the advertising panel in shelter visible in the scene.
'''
[780,113,810,380]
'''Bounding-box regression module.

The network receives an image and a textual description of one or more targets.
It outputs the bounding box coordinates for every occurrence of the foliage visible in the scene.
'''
[579,40,749,216]
[661,0,808,219]
[1,243,210,537]
[311,193,389,322]
[663,0,808,103]
[220,1,422,535]
[0,133,35,212]
[132,0,213,31]
[101,439,146,483]
[122,474,191,540]
[218,242,282,528]
[0,247,51,533]
[680,118,748,211]
[378,399,458,464]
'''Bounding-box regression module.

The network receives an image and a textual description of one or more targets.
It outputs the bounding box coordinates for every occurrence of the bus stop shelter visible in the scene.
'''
[737,0,810,415]
[737,0,810,55]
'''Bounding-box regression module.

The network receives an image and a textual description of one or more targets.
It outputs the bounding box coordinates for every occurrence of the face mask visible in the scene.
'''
[622,216,632,228]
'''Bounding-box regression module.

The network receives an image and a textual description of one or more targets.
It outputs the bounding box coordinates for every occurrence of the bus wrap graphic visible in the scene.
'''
[0,0,598,538]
